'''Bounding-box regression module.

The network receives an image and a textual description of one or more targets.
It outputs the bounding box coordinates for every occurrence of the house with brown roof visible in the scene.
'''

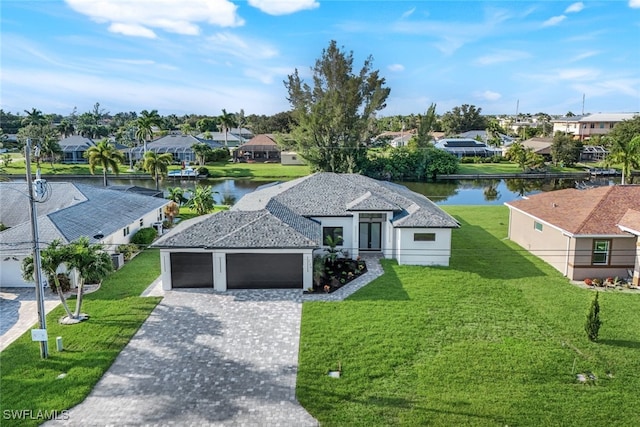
[234,134,281,162]
[505,185,640,284]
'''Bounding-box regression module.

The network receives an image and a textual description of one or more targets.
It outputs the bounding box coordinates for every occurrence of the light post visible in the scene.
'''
[25,138,49,358]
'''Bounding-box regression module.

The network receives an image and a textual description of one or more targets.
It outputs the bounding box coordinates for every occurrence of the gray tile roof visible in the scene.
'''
[153,207,319,249]
[129,134,223,154]
[0,182,169,252]
[155,173,458,250]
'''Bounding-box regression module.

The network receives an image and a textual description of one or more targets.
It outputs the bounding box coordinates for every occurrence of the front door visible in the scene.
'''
[359,222,382,251]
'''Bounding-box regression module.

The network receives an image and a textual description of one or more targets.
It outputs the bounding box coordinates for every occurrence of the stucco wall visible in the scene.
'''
[508,209,570,275]
[396,228,452,266]
[569,236,637,281]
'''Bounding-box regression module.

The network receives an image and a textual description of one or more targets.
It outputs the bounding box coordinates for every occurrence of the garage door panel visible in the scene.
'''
[226,254,302,289]
[170,253,213,288]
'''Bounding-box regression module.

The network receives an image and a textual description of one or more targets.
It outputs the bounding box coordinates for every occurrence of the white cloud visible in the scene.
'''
[401,7,415,19]
[568,51,600,62]
[565,2,584,13]
[474,90,502,101]
[108,23,157,39]
[630,0,640,8]
[475,50,531,66]
[556,68,600,81]
[388,64,405,72]
[248,0,319,16]
[64,0,244,38]
[542,15,566,27]
[206,32,279,59]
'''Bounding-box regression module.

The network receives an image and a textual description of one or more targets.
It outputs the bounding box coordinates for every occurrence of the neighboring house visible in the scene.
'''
[128,134,223,163]
[200,128,252,149]
[281,151,305,165]
[551,113,638,141]
[457,130,515,147]
[153,173,460,291]
[433,138,501,158]
[0,182,169,287]
[234,134,281,162]
[59,135,95,163]
[503,137,553,160]
[505,185,640,283]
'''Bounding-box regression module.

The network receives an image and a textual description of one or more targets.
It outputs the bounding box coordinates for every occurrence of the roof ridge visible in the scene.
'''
[209,211,270,245]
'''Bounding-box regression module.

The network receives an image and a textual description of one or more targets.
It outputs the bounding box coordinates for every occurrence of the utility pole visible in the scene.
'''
[25,138,49,359]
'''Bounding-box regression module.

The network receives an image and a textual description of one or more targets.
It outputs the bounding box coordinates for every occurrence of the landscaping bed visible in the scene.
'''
[308,256,367,293]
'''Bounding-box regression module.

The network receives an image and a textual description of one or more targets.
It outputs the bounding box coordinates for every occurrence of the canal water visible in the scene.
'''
[41,175,618,206]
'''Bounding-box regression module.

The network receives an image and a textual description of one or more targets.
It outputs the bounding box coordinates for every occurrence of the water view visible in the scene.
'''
[43,175,619,206]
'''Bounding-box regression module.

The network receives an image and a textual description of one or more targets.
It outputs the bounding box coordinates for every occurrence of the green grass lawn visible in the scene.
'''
[456,162,587,175]
[0,250,162,427]
[297,206,640,426]
[2,160,311,180]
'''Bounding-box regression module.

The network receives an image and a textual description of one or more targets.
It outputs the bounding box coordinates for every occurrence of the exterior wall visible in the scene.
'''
[281,152,305,165]
[568,236,637,281]
[102,207,166,253]
[552,121,581,135]
[0,256,30,287]
[508,209,570,275]
[161,248,313,291]
[395,228,453,266]
[508,208,638,280]
[311,217,354,256]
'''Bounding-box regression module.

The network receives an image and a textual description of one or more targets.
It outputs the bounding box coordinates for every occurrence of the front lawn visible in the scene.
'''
[297,206,640,426]
[456,162,586,175]
[0,250,162,427]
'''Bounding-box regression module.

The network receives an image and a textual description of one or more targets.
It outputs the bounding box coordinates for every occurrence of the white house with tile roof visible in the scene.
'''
[154,173,459,291]
[0,182,170,287]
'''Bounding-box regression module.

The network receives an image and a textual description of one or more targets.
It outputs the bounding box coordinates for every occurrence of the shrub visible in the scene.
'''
[585,292,602,342]
[197,166,210,177]
[130,227,157,246]
[584,278,593,286]
[117,243,139,261]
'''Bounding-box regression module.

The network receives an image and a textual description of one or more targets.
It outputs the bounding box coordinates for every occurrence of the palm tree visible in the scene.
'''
[22,108,47,127]
[485,119,503,147]
[187,185,216,215]
[84,139,125,186]
[143,151,173,190]
[66,237,113,321]
[40,134,63,170]
[606,134,640,185]
[219,109,236,148]
[22,239,74,318]
[163,201,180,224]
[136,109,162,153]
[167,186,187,205]
[58,120,75,138]
[191,143,211,166]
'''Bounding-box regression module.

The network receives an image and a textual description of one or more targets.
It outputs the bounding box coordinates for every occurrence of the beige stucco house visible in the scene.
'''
[505,185,640,284]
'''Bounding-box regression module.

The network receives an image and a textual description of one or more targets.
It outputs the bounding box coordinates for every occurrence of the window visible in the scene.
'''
[534,222,543,232]
[414,233,436,242]
[592,240,610,265]
[322,227,343,246]
[590,123,595,128]
[139,218,144,227]
[123,226,130,237]
[599,123,605,129]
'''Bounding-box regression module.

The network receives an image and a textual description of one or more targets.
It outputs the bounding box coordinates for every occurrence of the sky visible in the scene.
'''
[1,0,639,118]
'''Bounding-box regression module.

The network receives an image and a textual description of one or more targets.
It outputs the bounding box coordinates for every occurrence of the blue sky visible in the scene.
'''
[2,1,639,118]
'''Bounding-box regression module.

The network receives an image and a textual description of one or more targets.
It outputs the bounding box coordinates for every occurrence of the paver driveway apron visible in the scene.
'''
[45,288,317,426]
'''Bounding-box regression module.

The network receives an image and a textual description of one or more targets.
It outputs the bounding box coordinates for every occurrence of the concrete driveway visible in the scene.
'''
[0,287,61,352]
[45,288,318,426]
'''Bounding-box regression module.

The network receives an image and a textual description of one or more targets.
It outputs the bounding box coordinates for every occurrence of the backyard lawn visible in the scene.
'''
[1,159,311,180]
[297,205,640,426]
[0,250,162,427]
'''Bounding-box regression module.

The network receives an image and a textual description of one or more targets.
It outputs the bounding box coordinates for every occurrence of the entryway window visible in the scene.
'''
[592,240,610,265]
[323,227,343,246]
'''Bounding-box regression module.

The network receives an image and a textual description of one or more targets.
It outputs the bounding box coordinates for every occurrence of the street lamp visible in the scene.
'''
[25,138,49,358]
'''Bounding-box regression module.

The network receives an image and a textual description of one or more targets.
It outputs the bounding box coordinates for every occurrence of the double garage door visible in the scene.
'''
[170,252,302,289]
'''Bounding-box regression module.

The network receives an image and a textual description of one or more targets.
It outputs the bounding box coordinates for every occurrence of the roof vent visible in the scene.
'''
[552,203,558,208]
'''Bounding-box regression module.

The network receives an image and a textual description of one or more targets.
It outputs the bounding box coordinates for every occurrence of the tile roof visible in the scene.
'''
[238,134,278,148]
[130,134,222,153]
[155,173,458,250]
[506,185,640,235]
[0,182,169,252]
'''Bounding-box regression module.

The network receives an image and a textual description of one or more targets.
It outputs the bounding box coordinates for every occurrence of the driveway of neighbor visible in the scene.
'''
[0,287,61,352]
[45,287,318,426]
